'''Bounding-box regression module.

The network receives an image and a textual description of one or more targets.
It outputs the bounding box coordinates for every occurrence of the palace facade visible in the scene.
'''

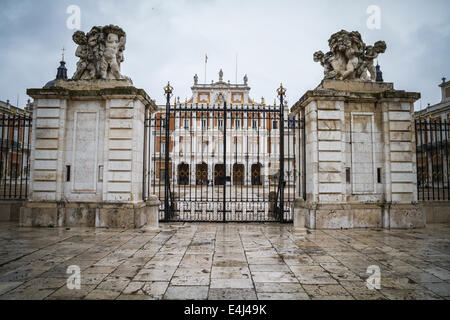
[150,70,297,193]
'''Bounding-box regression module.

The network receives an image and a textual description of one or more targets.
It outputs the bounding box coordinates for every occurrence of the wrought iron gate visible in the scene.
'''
[415,118,450,200]
[144,83,304,222]
[0,113,32,200]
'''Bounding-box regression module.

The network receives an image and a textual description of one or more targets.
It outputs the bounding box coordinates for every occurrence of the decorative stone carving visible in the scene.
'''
[219,69,223,81]
[72,25,129,81]
[194,74,198,85]
[244,74,248,85]
[313,30,386,81]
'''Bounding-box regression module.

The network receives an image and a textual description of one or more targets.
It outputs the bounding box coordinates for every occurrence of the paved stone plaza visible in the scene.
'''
[0,222,449,300]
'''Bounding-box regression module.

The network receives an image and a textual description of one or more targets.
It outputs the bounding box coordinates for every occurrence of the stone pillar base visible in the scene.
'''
[385,203,425,229]
[299,202,424,229]
[143,195,160,231]
[20,201,159,229]
[292,198,307,229]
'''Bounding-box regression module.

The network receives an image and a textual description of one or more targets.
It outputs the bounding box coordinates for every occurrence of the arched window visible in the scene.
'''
[196,162,208,185]
[233,163,244,185]
[214,164,225,186]
[177,163,189,185]
[251,163,262,186]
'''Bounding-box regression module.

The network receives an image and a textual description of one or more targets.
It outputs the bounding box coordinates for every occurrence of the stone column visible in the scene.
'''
[21,80,157,228]
[144,195,160,230]
[291,80,423,229]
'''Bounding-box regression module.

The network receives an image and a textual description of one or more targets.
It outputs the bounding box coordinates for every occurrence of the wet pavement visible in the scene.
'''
[0,222,449,300]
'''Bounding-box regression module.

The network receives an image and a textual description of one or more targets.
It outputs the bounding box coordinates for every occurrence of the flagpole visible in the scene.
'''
[204,54,208,84]
[235,53,238,84]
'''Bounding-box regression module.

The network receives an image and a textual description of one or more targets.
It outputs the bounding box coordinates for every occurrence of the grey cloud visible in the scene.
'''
[0,0,448,108]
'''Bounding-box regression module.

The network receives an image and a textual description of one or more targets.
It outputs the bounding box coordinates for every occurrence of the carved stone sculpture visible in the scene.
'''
[313,30,386,81]
[356,41,387,80]
[72,25,129,81]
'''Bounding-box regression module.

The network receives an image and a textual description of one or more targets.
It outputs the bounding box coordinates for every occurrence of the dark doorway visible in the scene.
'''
[214,164,225,185]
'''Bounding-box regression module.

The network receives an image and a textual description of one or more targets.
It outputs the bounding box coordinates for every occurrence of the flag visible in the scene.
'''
[205,54,208,63]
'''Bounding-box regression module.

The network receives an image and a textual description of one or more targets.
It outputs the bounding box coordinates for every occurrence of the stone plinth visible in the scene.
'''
[144,195,160,230]
[22,80,157,228]
[291,80,423,229]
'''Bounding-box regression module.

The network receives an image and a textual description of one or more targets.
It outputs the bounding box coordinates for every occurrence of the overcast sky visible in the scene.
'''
[0,0,449,109]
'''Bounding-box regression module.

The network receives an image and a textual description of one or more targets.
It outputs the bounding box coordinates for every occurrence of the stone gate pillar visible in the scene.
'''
[291,30,424,229]
[20,25,158,228]
[21,81,157,228]
[291,80,422,229]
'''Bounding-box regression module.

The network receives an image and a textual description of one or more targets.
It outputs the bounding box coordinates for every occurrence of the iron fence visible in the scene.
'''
[415,119,450,201]
[0,113,32,200]
[143,98,304,223]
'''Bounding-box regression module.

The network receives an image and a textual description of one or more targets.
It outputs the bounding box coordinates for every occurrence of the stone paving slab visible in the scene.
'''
[0,222,449,300]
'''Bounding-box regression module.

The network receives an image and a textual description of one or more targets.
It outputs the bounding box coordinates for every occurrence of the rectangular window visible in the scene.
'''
[10,163,19,179]
[23,127,29,145]
[202,119,207,130]
[66,165,71,182]
[377,168,382,184]
[161,143,166,154]
[235,120,241,129]
[252,120,258,130]
[184,119,189,129]
[98,165,103,182]
[218,120,224,130]
[273,121,278,129]
[346,168,351,183]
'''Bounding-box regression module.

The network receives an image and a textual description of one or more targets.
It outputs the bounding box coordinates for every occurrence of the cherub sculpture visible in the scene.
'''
[313,51,335,80]
[357,41,387,80]
[313,30,386,82]
[100,25,126,80]
[71,25,128,80]
[72,31,95,80]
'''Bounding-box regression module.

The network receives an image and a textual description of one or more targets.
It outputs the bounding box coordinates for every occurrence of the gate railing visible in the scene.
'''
[143,85,303,222]
[0,113,32,201]
[415,118,450,201]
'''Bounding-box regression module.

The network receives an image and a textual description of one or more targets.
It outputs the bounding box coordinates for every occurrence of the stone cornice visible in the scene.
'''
[27,86,157,112]
[291,83,420,114]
